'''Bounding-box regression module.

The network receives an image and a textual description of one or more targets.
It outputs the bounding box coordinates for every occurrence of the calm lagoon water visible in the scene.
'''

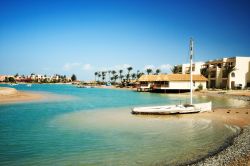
[0,84,247,165]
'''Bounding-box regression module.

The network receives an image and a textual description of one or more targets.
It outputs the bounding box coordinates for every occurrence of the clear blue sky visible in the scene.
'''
[0,0,249,80]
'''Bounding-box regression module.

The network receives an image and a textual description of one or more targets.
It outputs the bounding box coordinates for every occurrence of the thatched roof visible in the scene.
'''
[138,74,207,82]
[137,75,158,82]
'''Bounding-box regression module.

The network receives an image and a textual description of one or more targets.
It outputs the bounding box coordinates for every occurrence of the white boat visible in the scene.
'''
[9,83,18,86]
[131,38,212,115]
[132,102,212,115]
[77,85,93,88]
[26,84,32,87]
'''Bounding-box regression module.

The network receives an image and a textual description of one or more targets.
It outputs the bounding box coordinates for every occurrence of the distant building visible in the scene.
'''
[201,56,250,89]
[0,75,7,82]
[0,73,72,83]
[0,75,15,82]
[137,74,207,92]
[174,62,204,75]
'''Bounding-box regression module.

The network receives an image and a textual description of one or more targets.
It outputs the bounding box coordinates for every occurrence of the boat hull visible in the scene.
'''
[131,102,212,115]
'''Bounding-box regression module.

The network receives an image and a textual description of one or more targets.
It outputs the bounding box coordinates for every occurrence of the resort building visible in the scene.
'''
[174,62,204,75]
[0,73,73,83]
[0,75,15,82]
[0,75,8,82]
[201,56,250,89]
[137,74,207,92]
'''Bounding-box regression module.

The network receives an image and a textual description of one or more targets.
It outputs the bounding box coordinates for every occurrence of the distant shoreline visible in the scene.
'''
[0,82,73,85]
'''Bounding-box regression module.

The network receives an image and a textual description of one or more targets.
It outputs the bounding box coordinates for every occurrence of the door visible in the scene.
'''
[231,81,235,89]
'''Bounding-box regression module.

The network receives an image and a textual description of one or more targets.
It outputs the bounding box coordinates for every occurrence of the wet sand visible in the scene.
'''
[0,87,44,104]
[187,101,250,165]
[187,108,250,128]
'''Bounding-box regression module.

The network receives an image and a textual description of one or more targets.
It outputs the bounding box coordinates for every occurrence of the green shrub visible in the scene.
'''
[198,84,203,90]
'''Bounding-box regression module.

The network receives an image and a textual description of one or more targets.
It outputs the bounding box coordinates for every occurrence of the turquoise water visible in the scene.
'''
[0,84,245,165]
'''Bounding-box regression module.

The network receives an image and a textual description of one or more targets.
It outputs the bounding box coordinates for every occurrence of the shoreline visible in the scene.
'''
[198,90,250,102]
[183,108,250,165]
[177,127,242,166]
[190,126,250,166]
[0,87,45,104]
[95,85,250,101]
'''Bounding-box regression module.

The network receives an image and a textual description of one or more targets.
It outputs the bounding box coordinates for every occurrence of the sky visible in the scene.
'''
[0,0,250,80]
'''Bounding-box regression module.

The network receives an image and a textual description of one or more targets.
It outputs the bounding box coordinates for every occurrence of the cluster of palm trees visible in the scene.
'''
[94,67,162,84]
[170,66,182,74]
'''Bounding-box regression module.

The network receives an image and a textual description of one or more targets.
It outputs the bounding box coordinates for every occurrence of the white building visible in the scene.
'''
[138,74,207,92]
[174,62,204,75]
[201,56,250,89]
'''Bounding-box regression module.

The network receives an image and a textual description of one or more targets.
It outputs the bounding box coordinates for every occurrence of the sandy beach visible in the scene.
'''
[134,105,250,165]
[0,87,44,104]
[188,91,250,166]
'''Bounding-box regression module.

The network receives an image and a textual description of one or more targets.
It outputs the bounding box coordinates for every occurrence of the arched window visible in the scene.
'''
[231,72,235,77]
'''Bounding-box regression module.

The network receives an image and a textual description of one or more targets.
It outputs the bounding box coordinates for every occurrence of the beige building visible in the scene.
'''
[0,75,7,82]
[0,75,14,82]
[174,62,204,75]
[201,56,250,89]
[138,74,207,92]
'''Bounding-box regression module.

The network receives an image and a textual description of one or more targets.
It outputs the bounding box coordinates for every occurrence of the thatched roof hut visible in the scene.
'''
[138,74,207,82]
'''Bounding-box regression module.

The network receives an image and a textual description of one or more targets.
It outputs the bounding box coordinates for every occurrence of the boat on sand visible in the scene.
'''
[132,102,212,115]
[131,38,212,115]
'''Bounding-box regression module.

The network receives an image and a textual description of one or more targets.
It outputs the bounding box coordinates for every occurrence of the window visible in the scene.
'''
[210,71,216,78]
[162,81,169,87]
[231,72,235,77]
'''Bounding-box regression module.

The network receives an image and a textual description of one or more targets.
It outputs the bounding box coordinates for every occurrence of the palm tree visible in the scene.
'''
[131,73,136,80]
[110,76,114,82]
[120,75,124,82]
[126,74,130,82]
[94,72,98,81]
[108,70,111,82]
[110,70,116,83]
[146,68,152,75]
[137,72,144,79]
[119,70,123,82]
[155,69,161,75]
[101,71,106,83]
[171,66,179,74]
[71,74,77,81]
[127,67,133,82]
[111,70,116,77]
[201,68,209,78]
[98,72,101,82]
[114,75,118,83]
[127,67,133,74]
[224,65,236,90]
[136,70,142,79]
